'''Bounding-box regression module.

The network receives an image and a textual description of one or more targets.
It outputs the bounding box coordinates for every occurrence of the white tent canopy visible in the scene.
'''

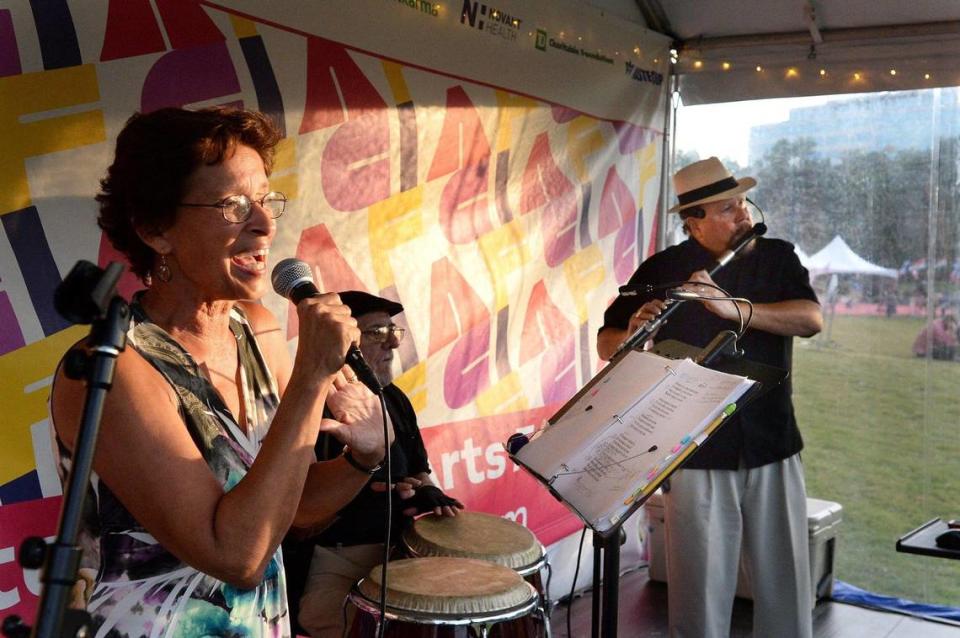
[805,235,898,278]
[586,0,960,104]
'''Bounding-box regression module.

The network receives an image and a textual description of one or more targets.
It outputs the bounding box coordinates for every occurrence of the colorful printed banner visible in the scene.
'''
[0,0,668,621]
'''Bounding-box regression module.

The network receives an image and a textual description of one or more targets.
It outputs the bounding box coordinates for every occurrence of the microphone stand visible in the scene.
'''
[3,262,130,638]
[612,223,766,359]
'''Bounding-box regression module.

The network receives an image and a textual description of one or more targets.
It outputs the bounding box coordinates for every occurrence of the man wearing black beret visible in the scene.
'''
[290,291,462,637]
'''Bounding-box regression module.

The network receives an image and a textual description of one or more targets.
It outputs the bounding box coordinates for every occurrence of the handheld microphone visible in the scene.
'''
[271,258,383,394]
[714,222,767,270]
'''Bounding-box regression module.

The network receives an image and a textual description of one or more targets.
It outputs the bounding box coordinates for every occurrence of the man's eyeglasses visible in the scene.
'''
[361,325,406,344]
[179,191,287,223]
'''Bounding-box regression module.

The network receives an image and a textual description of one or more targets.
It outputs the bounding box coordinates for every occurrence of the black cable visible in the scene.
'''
[567,526,588,638]
[375,393,391,638]
[669,280,755,343]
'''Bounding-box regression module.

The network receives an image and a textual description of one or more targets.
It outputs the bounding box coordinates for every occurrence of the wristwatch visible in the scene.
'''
[342,448,383,475]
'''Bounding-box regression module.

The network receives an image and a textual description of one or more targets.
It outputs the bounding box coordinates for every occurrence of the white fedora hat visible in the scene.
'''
[669,156,756,213]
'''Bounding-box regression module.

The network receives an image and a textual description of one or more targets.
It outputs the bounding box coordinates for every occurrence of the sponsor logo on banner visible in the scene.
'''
[535,30,615,65]
[460,0,523,42]
[534,29,547,51]
[624,60,665,85]
[386,0,440,18]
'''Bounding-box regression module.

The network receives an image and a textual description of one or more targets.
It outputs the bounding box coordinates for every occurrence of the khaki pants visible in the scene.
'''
[664,455,813,638]
[298,543,385,638]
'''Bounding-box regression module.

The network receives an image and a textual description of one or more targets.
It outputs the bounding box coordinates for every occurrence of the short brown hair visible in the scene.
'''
[96,106,282,280]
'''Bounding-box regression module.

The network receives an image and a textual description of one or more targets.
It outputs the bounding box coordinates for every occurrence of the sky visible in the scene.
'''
[674,94,854,166]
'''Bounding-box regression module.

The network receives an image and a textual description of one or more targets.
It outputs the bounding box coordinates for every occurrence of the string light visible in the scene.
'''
[673,53,937,88]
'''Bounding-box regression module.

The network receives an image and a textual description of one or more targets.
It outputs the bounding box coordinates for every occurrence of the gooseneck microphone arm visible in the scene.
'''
[271,258,383,395]
[612,223,766,358]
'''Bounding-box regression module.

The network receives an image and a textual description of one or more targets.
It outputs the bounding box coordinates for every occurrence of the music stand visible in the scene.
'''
[509,332,786,638]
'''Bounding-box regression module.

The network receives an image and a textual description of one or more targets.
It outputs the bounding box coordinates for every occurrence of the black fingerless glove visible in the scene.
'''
[405,485,463,515]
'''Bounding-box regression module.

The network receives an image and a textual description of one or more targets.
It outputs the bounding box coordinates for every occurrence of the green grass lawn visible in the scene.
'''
[794,314,960,606]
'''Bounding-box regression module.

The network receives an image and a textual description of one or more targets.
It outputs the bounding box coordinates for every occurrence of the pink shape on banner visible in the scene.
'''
[427,86,491,180]
[438,159,492,243]
[0,288,25,355]
[97,234,145,301]
[300,37,388,133]
[540,335,577,405]
[321,112,390,211]
[519,280,575,366]
[418,405,580,545]
[519,133,577,266]
[444,320,491,409]
[155,0,225,50]
[612,121,656,154]
[100,0,166,61]
[0,497,62,622]
[598,165,636,239]
[428,258,489,357]
[550,104,582,124]
[0,10,22,77]
[141,42,241,112]
[613,209,639,285]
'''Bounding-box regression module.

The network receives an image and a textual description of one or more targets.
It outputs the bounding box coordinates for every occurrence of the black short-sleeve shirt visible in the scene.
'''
[313,383,432,545]
[601,237,818,469]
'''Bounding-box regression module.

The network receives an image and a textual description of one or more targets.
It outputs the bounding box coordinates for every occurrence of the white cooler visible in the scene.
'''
[645,491,841,601]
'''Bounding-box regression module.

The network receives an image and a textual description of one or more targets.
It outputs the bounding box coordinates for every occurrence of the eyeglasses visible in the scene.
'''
[361,325,406,344]
[179,191,287,223]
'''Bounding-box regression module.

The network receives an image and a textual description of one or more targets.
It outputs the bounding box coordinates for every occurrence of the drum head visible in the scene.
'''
[356,557,535,616]
[402,512,542,571]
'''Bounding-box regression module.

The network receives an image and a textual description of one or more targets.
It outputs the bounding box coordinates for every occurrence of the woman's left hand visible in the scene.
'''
[320,368,391,466]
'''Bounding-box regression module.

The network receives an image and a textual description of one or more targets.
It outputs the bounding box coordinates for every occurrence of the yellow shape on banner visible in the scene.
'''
[478,218,531,311]
[393,361,427,413]
[476,371,527,417]
[638,139,659,188]
[368,187,424,289]
[563,244,606,324]
[0,65,104,215]
[567,117,607,184]
[270,137,298,202]
[493,91,538,153]
[0,326,86,485]
[229,14,259,38]
[382,61,411,105]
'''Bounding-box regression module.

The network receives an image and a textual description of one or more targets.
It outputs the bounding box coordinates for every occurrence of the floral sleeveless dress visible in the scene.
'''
[53,299,289,637]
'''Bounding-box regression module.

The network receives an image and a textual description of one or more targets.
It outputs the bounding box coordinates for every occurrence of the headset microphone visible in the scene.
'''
[271,258,383,394]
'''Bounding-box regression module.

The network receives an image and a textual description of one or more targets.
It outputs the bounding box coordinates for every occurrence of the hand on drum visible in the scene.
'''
[371,478,464,517]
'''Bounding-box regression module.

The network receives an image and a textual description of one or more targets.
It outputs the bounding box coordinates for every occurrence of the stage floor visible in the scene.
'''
[550,567,960,638]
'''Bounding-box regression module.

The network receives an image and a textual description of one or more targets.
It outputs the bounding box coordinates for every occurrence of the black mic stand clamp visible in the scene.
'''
[3,261,130,638]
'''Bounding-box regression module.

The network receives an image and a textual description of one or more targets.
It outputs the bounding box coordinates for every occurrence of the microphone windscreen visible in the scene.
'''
[271,258,314,299]
[506,433,530,455]
[753,222,767,236]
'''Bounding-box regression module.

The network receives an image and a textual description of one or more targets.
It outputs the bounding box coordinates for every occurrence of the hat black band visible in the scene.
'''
[677,177,740,206]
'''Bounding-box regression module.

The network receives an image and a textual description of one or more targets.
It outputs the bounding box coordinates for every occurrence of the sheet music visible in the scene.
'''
[515,351,754,531]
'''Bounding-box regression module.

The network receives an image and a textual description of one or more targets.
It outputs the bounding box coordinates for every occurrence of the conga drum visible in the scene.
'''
[401,513,550,637]
[347,557,539,638]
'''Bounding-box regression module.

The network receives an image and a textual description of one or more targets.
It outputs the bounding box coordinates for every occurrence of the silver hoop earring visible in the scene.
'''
[156,254,172,283]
